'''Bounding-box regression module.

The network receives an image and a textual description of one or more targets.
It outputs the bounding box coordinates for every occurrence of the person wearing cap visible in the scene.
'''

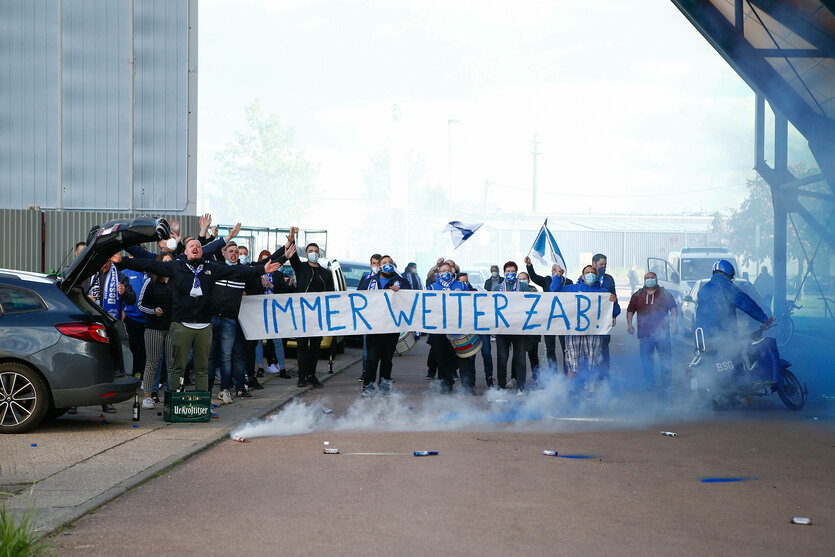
[626,271,677,390]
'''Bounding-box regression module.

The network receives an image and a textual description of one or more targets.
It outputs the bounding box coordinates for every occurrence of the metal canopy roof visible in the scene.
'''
[672,0,835,159]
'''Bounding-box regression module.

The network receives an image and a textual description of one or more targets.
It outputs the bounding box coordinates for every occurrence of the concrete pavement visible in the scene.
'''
[0,348,361,536]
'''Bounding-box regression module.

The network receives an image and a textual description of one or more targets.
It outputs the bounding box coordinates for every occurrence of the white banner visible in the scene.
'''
[238,290,614,339]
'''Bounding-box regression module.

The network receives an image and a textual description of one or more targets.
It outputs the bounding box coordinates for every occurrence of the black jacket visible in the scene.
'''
[358,272,409,291]
[526,264,573,291]
[121,257,268,324]
[289,252,335,293]
[138,279,173,330]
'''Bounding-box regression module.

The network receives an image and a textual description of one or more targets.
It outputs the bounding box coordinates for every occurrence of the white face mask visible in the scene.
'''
[166,238,178,251]
[371,265,379,274]
[307,252,319,264]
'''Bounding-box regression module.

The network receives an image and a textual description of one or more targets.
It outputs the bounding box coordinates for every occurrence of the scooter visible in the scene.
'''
[685,325,807,410]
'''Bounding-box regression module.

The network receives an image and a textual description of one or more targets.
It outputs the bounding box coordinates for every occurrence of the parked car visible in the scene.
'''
[0,217,170,433]
[335,260,369,291]
[680,278,763,339]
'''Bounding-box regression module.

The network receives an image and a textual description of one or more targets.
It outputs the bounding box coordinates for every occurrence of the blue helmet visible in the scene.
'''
[712,259,735,278]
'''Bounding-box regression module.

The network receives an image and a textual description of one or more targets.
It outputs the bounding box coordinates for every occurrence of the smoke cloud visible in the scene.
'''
[230,373,716,440]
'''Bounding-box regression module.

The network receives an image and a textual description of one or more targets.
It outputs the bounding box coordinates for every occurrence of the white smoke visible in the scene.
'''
[231,372,714,440]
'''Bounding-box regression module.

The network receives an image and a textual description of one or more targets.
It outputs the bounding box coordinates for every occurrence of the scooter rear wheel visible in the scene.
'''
[777,369,806,410]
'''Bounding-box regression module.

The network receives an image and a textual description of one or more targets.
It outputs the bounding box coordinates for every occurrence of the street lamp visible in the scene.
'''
[447,119,460,218]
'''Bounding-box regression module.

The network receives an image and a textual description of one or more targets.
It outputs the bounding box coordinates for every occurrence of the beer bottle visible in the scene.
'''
[132,394,140,422]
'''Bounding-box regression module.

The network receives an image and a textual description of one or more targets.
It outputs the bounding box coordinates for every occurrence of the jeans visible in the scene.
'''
[496,335,527,388]
[639,332,671,388]
[207,316,245,391]
[479,335,493,381]
[255,338,285,369]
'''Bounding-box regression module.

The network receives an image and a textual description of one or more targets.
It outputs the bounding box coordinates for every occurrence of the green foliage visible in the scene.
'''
[727,165,831,266]
[212,100,320,225]
[0,501,53,557]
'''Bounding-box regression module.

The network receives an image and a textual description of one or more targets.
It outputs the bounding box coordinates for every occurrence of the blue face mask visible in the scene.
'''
[225,259,236,266]
[645,278,657,288]
[439,271,452,282]
[519,280,529,290]
[505,272,517,282]
[584,272,597,286]
[382,263,395,274]
[239,255,248,265]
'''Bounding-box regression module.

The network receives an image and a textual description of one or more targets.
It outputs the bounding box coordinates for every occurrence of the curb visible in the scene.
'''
[36,352,361,538]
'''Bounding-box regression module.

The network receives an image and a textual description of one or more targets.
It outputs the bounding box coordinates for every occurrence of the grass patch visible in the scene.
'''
[0,494,53,557]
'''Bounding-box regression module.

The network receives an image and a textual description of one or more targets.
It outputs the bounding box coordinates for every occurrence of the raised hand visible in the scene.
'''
[524,256,531,266]
[264,259,282,274]
[285,243,297,259]
[227,222,242,240]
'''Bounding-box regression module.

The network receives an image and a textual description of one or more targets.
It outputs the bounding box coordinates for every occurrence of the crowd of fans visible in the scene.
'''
[75,215,681,412]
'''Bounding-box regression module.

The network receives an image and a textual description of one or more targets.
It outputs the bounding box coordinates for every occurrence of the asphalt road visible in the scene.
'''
[51,327,834,556]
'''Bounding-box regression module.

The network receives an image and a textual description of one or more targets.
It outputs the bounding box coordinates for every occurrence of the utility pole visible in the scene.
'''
[531,135,542,213]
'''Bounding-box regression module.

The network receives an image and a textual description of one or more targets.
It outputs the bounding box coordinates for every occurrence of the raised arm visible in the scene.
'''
[136,276,156,315]
[524,257,549,290]
[120,257,176,277]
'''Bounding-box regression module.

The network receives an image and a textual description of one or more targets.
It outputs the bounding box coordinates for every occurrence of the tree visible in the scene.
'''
[727,164,832,277]
[210,101,320,225]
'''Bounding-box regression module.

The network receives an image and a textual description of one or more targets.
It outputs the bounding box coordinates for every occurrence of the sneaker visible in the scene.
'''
[151,392,161,403]
[296,378,307,388]
[485,378,494,389]
[142,397,155,409]
[256,368,265,378]
[210,410,219,419]
[236,388,252,398]
[249,377,264,390]
[507,378,517,389]
[358,372,365,382]
[516,388,526,396]
[278,369,292,379]
[308,375,324,388]
[218,389,233,404]
[267,364,281,374]
[425,374,435,380]
[360,385,374,398]
[102,404,117,413]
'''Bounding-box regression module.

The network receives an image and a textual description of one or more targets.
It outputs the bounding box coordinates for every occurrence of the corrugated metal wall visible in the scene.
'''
[0,209,197,274]
[0,1,60,209]
[134,0,189,212]
[0,0,195,213]
[0,209,43,272]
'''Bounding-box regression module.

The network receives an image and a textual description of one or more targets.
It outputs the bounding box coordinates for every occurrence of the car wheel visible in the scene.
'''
[0,362,50,434]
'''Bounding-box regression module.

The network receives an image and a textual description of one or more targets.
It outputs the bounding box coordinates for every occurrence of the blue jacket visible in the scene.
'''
[121,268,147,322]
[427,276,466,291]
[552,278,621,318]
[695,273,767,340]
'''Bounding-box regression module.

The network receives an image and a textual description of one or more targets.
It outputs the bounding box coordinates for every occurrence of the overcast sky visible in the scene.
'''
[197,0,815,227]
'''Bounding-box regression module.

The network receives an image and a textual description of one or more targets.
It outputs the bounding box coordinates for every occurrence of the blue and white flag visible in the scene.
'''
[443,221,482,249]
[530,218,566,270]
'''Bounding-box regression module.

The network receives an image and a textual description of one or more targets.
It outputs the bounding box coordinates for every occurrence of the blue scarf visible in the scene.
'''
[188,263,204,297]
[101,267,120,318]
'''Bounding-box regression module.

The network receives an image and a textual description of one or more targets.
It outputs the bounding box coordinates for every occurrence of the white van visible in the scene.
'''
[647,247,739,303]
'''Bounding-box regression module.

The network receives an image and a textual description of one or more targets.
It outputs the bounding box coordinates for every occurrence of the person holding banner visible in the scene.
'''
[553,264,620,392]
[358,255,409,397]
[426,262,476,394]
[357,253,382,382]
[286,227,335,388]
[592,253,617,380]
[517,272,542,386]
[526,256,573,375]
[492,261,528,393]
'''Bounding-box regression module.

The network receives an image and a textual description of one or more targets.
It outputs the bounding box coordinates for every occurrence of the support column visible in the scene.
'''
[771,111,789,314]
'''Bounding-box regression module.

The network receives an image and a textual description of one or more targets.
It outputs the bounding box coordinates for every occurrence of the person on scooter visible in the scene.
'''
[695,259,778,383]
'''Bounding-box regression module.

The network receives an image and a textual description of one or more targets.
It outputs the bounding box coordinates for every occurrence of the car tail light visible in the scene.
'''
[56,322,109,343]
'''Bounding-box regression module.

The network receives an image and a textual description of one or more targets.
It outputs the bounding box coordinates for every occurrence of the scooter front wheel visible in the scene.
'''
[777,369,806,410]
